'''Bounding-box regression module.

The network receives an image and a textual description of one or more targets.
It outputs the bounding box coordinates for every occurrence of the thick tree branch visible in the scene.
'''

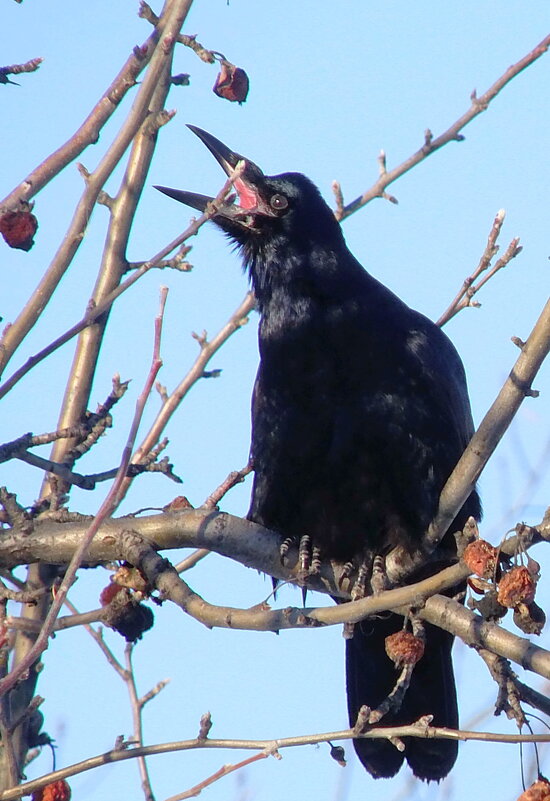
[1,507,548,588]
[414,295,550,565]
[3,515,550,680]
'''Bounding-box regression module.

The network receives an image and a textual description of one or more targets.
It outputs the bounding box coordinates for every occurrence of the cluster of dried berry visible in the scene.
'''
[99,567,154,643]
[463,539,545,635]
[31,779,71,801]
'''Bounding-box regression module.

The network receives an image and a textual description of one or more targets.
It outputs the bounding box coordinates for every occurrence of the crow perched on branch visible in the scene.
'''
[156,127,481,781]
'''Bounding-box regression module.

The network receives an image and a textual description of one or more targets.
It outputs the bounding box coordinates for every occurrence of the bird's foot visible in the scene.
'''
[297,535,321,576]
[370,554,389,594]
[280,534,321,579]
[279,536,294,564]
[343,560,370,639]
[297,534,322,582]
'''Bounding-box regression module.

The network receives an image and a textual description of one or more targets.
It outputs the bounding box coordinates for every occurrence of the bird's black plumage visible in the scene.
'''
[157,127,481,781]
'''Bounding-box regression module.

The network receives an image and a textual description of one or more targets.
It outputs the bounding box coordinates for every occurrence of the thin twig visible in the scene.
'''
[336,33,550,220]
[0,58,42,86]
[174,550,210,573]
[6,721,550,801]
[62,598,125,677]
[113,290,254,506]
[0,289,169,697]
[164,751,270,801]
[125,645,156,801]
[0,164,248,402]
[437,210,522,326]
[201,462,253,508]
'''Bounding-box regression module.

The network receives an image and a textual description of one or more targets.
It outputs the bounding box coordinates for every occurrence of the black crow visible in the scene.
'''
[156,126,481,781]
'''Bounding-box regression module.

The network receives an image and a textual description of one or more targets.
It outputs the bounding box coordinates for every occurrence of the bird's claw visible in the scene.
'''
[279,536,294,564]
[343,560,369,639]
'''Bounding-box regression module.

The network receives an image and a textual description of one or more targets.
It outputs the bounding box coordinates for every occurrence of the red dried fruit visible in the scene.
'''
[385,631,425,667]
[32,778,72,801]
[497,565,537,608]
[99,582,124,606]
[517,777,550,800]
[463,539,498,578]
[0,210,38,250]
[213,60,249,103]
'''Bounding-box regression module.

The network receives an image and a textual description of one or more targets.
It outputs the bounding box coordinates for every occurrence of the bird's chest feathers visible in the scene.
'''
[257,291,368,406]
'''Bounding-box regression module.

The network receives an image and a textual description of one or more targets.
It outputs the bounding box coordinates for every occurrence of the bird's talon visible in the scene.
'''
[279,536,294,565]
[311,545,322,575]
[298,534,312,575]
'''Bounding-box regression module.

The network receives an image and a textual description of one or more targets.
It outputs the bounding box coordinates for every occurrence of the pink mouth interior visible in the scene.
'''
[234,177,258,210]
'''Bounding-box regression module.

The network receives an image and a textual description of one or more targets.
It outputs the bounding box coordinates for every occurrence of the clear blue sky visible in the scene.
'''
[2,3,549,800]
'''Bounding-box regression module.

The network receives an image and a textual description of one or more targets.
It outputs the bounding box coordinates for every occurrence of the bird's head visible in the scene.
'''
[155,126,342,253]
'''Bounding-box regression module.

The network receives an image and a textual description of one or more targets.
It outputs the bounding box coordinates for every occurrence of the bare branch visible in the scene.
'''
[163,751,270,801]
[0,289,168,696]
[7,721,550,801]
[201,462,253,508]
[113,290,255,506]
[437,210,522,326]
[125,645,156,801]
[415,295,550,566]
[0,58,42,86]
[336,33,550,220]
[0,164,249,403]
[0,1,194,380]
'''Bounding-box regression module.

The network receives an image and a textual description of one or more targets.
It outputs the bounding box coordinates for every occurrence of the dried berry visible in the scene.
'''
[104,591,154,642]
[32,779,71,801]
[471,589,507,622]
[99,582,125,606]
[463,539,498,578]
[385,631,425,667]
[213,60,249,103]
[329,743,347,767]
[497,565,537,608]
[517,777,550,801]
[0,210,38,250]
[513,601,546,635]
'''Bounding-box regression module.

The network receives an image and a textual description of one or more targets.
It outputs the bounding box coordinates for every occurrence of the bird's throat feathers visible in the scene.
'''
[240,234,363,316]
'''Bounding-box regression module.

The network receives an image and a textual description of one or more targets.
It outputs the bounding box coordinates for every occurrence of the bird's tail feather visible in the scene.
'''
[345,612,458,781]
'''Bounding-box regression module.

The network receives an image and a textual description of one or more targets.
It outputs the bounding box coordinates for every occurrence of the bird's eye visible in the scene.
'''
[270,193,288,211]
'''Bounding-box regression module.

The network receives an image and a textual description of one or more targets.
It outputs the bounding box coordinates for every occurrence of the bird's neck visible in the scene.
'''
[247,237,363,316]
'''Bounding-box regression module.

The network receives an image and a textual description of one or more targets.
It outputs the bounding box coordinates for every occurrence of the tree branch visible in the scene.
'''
[335,33,550,220]
[5,721,550,801]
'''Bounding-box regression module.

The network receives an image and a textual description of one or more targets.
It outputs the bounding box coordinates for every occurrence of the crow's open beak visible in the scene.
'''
[155,125,273,228]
